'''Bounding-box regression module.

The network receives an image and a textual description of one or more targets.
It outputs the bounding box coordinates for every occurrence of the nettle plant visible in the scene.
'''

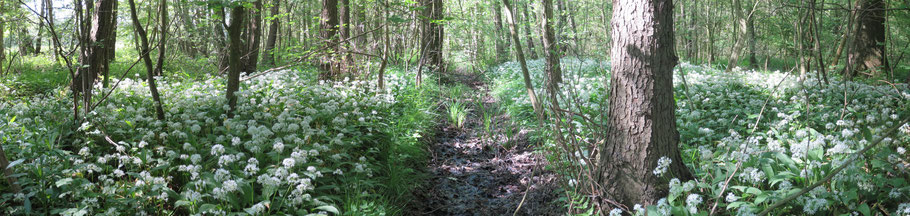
[0,69,432,215]
[488,59,910,215]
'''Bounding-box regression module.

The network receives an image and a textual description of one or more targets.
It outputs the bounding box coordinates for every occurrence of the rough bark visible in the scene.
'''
[846,0,888,79]
[155,0,167,77]
[263,0,281,66]
[502,0,543,119]
[226,6,246,117]
[522,2,538,59]
[215,7,229,71]
[420,0,444,72]
[127,0,166,121]
[243,0,262,73]
[320,0,340,78]
[542,0,561,86]
[72,0,116,114]
[102,0,119,87]
[747,2,757,68]
[340,0,355,75]
[36,0,45,55]
[725,0,746,71]
[492,0,508,62]
[599,0,692,207]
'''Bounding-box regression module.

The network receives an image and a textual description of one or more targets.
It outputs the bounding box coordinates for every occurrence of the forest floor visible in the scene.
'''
[411,70,562,215]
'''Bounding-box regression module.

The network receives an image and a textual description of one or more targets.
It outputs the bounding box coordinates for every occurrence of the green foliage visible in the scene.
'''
[0,66,439,215]
[488,58,910,215]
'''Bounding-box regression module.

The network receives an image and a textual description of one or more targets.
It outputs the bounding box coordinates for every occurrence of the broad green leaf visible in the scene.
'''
[314,205,339,214]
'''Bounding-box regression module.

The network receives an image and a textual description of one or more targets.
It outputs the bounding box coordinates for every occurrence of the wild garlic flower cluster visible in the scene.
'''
[490,60,910,215]
[0,69,431,215]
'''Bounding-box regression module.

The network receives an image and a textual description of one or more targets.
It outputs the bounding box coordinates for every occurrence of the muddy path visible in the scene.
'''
[411,71,561,216]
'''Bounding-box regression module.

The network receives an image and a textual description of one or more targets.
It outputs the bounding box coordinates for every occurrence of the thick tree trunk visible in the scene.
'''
[72,0,116,114]
[846,0,887,79]
[226,6,246,117]
[542,0,561,86]
[127,0,166,121]
[522,3,538,59]
[244,0,262,73]
[320,0,340,78]
[503,0,543,119]
[102,0,119,88]
[419,0,444,72]
[725,0,746,71]
[599,0,692,207]
[263,0,281,66]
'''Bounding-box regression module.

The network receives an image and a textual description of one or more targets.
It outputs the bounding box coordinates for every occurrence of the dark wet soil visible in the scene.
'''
[411,71,561,216]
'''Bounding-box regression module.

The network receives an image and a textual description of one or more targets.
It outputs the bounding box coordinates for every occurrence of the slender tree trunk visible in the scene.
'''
[599,0,692,207]
[0,7,4,76]
[264,0,281,66]
[522,2,538,59]
[36,0,45,55]
[340,0,355,75]
[215,7,229,71]
[378,0,391,89]
[747,1,757,68]
[542,0,561,86]
[244,0,262,73]
[846,0,887,78]
[226,6,246,117]
[320,0,340,79]
[155,0,167,76]
[492,0,508,62]
[127,0,166,121]
[810,0,828,84]
[502,0,543,119]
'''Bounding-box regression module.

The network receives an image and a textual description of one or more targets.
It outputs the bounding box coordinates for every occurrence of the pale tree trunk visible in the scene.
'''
[226,6,246,117]
[263,0,280,66]
[599,0,693,207]
[36,0,44,55]
[725,0,746,71]
[127,0,166,121]
[846,0,887,79]
[503,0,543,119]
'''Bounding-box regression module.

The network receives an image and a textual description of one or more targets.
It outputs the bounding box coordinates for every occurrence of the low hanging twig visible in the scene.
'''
[757,118,910,216]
